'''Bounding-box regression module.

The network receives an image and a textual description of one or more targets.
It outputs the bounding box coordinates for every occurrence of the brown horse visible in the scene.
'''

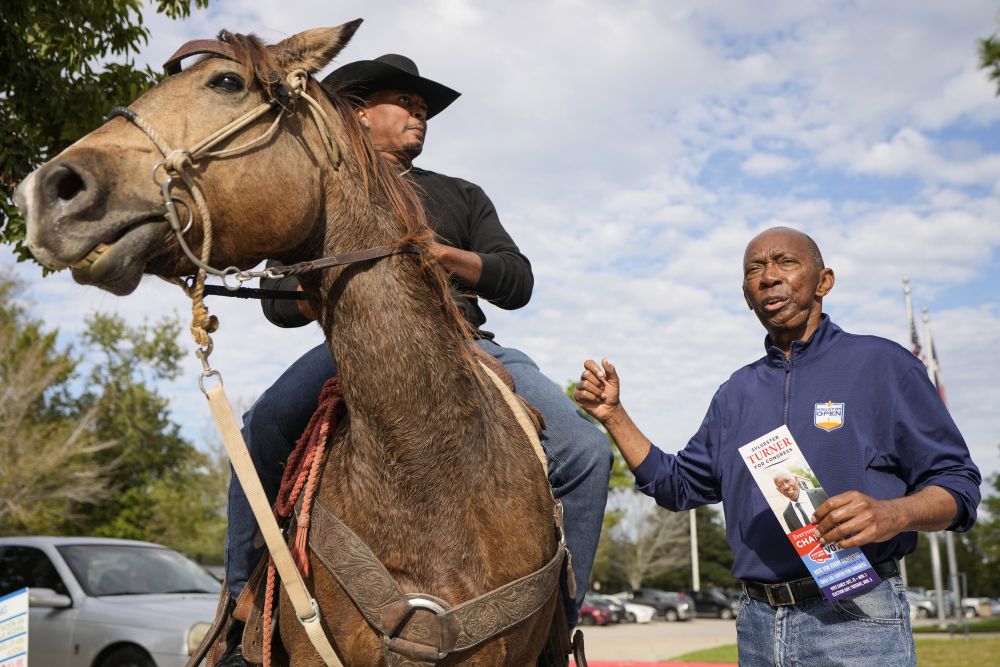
[16,23,561,666]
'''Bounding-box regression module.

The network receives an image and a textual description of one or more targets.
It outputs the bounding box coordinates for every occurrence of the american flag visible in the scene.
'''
[923,309,948,407]
[902,278,923,361]
[909,309,922,358]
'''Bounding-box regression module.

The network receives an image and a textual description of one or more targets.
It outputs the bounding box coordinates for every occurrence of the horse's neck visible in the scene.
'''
[314,195,491,489]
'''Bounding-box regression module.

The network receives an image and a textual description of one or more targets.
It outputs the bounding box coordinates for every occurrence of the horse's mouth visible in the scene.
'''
[70,216,172,293]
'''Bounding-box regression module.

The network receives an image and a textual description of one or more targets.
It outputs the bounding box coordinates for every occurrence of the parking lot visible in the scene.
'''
[578,618,737,662]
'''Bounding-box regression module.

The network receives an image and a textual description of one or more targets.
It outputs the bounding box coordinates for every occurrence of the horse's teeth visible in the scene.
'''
[72,243,110,270]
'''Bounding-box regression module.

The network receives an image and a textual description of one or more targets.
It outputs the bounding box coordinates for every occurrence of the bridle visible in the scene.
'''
[104,39,419,358]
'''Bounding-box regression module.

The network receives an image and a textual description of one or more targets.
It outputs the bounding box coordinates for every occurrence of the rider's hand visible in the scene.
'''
[574,358,621,424]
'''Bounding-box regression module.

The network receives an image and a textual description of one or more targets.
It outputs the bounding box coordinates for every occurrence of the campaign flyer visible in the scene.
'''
[739,425,881,602]
[0,588,27,667]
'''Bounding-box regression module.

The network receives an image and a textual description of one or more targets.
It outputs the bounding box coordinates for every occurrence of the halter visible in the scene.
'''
[103,39,419,358]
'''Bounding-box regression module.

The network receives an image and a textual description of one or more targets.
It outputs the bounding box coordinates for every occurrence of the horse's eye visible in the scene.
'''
[208,72,245,93]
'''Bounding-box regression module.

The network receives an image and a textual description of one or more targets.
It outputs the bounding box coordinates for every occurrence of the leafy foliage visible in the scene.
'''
[979,20,1000,97]
[604,489,690,589]
[903,447,1000,598]
[0,0,208,261]
[646,504,735,591]
[0,274,226,561]
[0,274,114,531]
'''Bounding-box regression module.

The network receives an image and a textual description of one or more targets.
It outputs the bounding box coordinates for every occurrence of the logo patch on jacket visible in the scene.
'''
[814,402,845,431]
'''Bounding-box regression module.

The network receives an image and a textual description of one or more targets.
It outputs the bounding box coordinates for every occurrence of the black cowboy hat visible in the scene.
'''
[322,54,460,119]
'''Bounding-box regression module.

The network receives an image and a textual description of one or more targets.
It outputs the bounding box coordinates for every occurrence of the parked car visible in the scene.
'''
[608,596,656,624]
[961,597,999,618]
[578,598,614,626]
[686,589,740,619]
[905,590,937,619]
[584,594,625,623]
[615,588,693,621]
[0,536,221,667]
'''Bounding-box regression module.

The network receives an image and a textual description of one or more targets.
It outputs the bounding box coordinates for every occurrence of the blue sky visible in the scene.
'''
[7,1,999,492]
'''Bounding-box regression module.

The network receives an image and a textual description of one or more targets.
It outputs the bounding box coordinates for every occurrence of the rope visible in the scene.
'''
[263,561,277,667]
[260,378,345,667]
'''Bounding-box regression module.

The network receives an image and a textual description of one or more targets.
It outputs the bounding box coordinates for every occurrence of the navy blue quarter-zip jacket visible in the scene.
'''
[632,315,981,584]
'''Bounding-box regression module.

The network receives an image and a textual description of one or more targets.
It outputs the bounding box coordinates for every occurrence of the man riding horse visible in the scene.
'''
[220,53,612,665]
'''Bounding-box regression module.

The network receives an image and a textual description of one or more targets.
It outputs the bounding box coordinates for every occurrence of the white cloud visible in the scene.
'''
[11,0,999,501]
[741,152,797,176]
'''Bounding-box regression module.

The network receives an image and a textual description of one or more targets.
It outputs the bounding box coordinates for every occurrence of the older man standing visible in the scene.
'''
[575,227,980,666]
[222,54,610,658]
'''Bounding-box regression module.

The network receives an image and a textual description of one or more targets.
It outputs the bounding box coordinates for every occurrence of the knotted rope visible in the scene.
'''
[262,377,346,667]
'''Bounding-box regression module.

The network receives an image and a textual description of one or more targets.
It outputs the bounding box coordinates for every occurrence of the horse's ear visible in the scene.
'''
[275,20,363,74]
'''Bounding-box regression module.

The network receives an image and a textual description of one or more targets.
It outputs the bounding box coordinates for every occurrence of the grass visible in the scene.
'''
[912,616,1000,633]
[670,637,1000,665]
[668,644,738,663]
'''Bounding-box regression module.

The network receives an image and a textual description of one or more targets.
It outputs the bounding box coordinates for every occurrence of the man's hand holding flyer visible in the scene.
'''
[739,425,882,601]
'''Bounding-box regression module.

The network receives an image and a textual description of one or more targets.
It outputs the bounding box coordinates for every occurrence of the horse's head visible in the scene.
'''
[15,22,362,295]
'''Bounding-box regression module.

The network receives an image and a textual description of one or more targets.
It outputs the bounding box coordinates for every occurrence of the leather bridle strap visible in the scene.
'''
[266,243,421,277]
[202,382,344,667]
[308,497,566,663]
[163,39,238,75]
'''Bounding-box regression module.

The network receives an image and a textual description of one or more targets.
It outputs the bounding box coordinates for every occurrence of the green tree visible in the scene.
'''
[0,274,115,533]
[1,0,208,260]
[69,313,227,562]
[0,277,227,560]
[898,456,1000,599]
[977,453,1000,595]
[980,18,1000,96]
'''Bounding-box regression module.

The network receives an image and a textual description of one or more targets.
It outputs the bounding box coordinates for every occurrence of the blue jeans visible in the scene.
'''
[224,339,612,626]
[736,576,916,666]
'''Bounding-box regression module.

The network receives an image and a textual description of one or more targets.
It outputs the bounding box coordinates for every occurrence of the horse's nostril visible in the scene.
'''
[43,163,88,203]
[54,168,86,201]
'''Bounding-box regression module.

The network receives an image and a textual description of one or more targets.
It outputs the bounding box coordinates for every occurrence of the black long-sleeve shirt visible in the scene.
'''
[261,167,533,339]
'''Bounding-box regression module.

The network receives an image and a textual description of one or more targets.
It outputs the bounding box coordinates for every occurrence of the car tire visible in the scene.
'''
[99,646,154,667]
[665,609,679,622]
[580,615,595,626]
[916,608,930,619]
[719,608,734,620]
[625,612,636,623]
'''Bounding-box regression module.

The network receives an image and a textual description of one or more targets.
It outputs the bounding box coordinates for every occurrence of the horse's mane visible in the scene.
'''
[218,30,475,345]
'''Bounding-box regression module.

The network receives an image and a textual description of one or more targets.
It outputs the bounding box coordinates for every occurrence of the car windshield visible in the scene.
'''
[59,544,219,596]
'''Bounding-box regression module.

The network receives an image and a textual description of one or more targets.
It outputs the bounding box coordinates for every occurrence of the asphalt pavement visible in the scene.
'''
[576,618,737,662]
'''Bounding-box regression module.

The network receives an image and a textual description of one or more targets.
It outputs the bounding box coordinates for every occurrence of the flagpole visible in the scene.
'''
[903,278,920,359]
[903,278,947,628]
[923,307,962,626]
[690,508,700,592]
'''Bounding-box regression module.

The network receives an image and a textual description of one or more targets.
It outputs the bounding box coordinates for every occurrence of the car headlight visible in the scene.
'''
[186,622,212,656]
